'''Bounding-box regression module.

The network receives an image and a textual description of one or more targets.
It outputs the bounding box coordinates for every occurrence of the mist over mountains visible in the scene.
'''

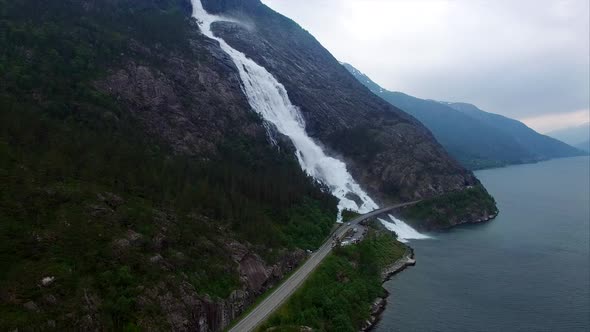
[547,123,590,152]
[344,63,585,169]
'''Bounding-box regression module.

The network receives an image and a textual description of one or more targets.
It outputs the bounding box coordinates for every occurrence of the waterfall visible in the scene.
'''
[191,1,428,240]
[378,215,430,243]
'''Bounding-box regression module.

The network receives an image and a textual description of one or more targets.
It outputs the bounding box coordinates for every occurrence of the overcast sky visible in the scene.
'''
[261,0,590,133]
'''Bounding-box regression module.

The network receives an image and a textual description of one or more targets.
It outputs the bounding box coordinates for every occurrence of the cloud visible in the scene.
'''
[520,109,590,133]
[262,0,590,127]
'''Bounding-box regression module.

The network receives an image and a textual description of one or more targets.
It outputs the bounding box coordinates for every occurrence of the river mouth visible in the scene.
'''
[375,157,590,332]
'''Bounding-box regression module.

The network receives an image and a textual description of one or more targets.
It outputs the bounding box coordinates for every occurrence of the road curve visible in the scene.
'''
[228,201,419,332]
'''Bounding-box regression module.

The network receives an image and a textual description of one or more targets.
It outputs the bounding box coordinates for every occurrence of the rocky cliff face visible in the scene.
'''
[86,4,306,331]
[94,0,493,213]
[200,0,479,204]
[94,18,268,158]
[134,240,305,332]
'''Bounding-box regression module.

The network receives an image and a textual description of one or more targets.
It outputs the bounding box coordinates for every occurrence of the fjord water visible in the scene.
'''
[376,156,590,332]
[191,0,426,241]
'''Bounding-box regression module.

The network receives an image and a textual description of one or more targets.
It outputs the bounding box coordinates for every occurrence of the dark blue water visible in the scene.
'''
[376,157,590,332]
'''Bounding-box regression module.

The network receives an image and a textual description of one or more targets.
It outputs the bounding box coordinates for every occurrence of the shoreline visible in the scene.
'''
[361,247,416,331]
[359,211,499,331]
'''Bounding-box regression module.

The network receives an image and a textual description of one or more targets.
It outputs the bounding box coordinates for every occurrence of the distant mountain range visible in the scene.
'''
[577,140,590,152]
[344,63,585,169]
[547,123,590,152]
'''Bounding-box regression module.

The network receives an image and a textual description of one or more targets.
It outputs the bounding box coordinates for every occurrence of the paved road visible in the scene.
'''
[228,201,419,332]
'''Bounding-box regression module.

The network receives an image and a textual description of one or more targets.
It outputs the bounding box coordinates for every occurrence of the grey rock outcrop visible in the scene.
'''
[94,22,269,159]
[135,246,306,332]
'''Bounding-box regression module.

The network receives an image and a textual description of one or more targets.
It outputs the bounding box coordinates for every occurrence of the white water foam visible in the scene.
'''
[378,214,431,243]
[191,0,428,241]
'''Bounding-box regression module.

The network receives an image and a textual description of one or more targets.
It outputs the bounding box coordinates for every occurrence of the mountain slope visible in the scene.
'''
[344,63,584,169]
[446,102,586,159]
[1,0,497,330]
[200,0,484,203]
[0,1,338,330]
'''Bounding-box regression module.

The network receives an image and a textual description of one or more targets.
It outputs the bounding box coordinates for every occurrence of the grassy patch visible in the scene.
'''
[258,229,405,332]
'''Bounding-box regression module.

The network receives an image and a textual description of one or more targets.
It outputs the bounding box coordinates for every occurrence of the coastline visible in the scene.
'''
[361,247,416,331]
[360,213,496,332]
[365,158,590,331]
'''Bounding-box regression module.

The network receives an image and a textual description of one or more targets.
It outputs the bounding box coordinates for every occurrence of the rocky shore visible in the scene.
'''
[361,248,416,331]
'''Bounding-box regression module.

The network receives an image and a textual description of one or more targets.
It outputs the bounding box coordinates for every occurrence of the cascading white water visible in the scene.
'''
[191,0,428,240]
[191,1,377,215]
[378,215,430,243]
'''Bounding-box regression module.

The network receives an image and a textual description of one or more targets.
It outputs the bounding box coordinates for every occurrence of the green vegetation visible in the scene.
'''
[341,209,360,223]
[459,158,507,171]
[259,229,406,332]
[0,0,337,330]
[399,185,498,230]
